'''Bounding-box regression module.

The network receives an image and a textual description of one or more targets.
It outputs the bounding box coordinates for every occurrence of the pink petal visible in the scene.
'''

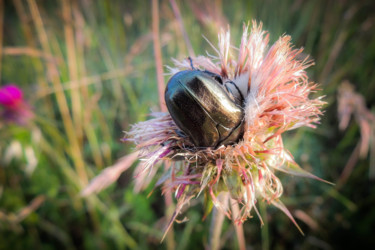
[0,84,24,108]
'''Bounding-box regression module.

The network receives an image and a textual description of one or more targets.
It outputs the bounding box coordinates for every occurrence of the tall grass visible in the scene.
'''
[1,0,375,249]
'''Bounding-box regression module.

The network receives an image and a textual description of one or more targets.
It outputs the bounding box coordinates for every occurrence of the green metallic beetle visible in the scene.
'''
[164,68,245,148]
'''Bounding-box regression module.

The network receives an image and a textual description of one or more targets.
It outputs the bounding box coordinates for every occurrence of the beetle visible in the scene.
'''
[164,68,245,148]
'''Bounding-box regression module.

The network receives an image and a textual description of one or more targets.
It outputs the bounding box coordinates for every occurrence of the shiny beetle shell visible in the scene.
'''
[164,70,244,148]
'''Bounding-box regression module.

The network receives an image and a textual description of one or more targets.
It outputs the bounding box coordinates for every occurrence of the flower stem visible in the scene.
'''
[231,199,246,250]
[163,165,176,250]
[259,200,269,250]
[209,193,228,250]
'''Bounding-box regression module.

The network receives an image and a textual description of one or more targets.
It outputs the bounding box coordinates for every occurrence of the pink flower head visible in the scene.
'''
[125,21,328,234]
[84,21,327,236]
[0,84,33,125]
[0,84,24,109]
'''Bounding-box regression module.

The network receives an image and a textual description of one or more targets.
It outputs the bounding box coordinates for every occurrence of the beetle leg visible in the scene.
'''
[175,129,187,138]
[216,120,244,148]
[224,84,235,98]
[225,80,245,105]
[188,56,196,70]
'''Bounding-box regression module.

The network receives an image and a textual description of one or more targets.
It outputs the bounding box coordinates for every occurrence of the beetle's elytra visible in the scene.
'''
[165,70,244,148]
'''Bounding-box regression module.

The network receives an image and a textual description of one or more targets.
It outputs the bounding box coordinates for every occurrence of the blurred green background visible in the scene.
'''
[1,0,375,249]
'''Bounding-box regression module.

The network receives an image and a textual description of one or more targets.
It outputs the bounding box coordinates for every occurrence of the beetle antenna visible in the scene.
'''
[188,56,196,70]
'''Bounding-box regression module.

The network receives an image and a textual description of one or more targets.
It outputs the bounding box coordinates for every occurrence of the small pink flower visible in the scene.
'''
[0,84,33,125]
[0,84,24,109]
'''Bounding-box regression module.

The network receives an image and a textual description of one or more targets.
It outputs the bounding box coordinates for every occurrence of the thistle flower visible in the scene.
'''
[0,84,33,125]
[84,21,326,234]
[127,21,327,231]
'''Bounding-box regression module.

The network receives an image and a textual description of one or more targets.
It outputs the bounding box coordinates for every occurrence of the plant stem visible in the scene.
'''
[0,0,3,82]
[231,199,246,250]
[169,0,195,57]
[163,164,176,250]
[259,200,269,250]
[152,1,175,249]
[152,0,167,112]
[209,193,228,250]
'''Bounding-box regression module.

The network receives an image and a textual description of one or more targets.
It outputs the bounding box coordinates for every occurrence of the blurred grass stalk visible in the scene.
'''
[27,0,88,186]
[151,0,176,249]
[0,0,4,82]
[2,0,151,247]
